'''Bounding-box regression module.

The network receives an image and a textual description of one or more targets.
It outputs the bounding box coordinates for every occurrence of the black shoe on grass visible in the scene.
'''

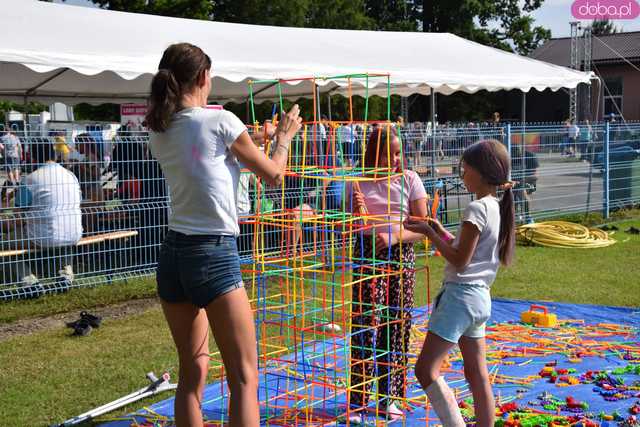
[71,318,92,337]
[80,311,102,328]
[625,226,640,235]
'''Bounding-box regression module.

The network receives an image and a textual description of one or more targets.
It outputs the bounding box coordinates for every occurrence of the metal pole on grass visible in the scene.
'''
[52,372,176,427]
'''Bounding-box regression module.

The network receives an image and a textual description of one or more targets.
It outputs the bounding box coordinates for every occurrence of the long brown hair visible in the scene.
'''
[461,139,515,266]
[363,125,402,172]
[146,43,212,132]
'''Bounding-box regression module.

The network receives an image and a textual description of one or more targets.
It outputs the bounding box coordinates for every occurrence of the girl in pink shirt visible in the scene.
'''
[347,125,429,423]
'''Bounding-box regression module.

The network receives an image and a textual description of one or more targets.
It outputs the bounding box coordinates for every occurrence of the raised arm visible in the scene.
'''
[230,105,302,187]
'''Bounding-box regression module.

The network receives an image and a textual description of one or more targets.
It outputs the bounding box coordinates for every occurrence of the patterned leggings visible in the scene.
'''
[349,237,416,407]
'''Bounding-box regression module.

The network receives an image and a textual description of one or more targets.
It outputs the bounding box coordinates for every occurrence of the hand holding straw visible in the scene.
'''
[352,181,369,225]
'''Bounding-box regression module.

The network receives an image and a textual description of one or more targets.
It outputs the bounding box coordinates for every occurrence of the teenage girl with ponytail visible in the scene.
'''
[146,43,302,427]
[404,139,515,427]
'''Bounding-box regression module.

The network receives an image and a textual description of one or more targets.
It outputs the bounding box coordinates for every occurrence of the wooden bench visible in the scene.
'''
[0,230,138,258]
[0,230,139,301]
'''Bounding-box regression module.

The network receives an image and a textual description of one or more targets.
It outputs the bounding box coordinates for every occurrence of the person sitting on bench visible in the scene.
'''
[1,139,82,294]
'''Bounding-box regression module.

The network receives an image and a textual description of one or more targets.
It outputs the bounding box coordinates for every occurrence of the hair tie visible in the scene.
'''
[499,181,515,191]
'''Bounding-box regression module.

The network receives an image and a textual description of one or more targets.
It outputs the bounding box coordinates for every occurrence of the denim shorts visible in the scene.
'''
[428,282,491,344]
[157,230,244,308]
[4,156,20,171]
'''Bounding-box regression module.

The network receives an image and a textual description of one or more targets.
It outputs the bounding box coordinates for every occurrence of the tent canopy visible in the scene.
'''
[0,0,593,105]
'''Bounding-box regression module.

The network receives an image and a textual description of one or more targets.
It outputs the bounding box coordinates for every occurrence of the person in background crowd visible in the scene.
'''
[53,132,72,164]
[1,130,23,203]
[578,119,593,161]
[1,139,81,295]
[511,144,539,224]
[562,119,579,157]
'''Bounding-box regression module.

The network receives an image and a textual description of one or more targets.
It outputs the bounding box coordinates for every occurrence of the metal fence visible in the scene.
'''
[0,121,638,299]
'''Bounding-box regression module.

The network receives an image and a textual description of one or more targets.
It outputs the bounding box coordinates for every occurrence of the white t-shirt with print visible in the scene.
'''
[24,163,83,248]
[2,134,21,159]
[443,195,501,287]
[149,108,247,236]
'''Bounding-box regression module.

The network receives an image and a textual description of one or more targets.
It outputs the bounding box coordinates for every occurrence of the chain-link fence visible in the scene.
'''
[1,121,638,299]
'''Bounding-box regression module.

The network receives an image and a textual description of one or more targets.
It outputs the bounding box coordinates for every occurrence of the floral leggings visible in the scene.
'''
[349,237,416,407]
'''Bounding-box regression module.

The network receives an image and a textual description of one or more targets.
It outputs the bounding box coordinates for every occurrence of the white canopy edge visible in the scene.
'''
[0,0,593,105]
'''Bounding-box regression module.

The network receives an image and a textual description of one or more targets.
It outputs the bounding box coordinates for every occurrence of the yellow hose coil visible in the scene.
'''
[516,221,616,249]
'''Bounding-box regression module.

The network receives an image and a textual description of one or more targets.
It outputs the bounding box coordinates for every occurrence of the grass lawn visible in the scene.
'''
[0,215,639,426]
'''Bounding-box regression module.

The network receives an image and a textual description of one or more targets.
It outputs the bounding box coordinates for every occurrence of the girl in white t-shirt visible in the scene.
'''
[405,139,515,427]
[347,125,429,423]
[146,43,302,427]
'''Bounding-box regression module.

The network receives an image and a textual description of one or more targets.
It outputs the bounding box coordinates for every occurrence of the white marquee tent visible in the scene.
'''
[0,0,593,106]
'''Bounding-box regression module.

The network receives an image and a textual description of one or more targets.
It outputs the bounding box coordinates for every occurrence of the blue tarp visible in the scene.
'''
[100,298,640,426]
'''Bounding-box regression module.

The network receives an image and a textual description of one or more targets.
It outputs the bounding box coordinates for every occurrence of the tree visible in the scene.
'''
[0,101,48,124]
[364,0,418,31]
[421,0,550,55]
[74,103,120,122]
[308,0,373,30]
[212,0,308,27]
[589,19,620,36]
[74,0,214,20]
[213,0,374,30]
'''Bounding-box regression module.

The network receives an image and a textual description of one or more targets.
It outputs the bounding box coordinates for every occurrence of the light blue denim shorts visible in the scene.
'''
[428,282,491,343]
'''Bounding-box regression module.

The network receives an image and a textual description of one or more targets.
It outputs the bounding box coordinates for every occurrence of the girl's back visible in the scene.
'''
[443,195,500,287]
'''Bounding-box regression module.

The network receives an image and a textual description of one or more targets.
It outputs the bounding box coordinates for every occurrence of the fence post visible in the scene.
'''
[506,124,512,181]
[603,121,610,219]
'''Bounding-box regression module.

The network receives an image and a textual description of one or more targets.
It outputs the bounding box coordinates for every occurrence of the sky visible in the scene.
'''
[53,0,640,38]
[528,0,640,37]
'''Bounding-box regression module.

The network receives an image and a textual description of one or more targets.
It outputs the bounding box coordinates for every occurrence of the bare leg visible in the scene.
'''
[416,332,466,426]
[459,336,495,427]
[290,203,314,257]
[415,331,455,389]
[161,301,210,427]
[205,288,259,427]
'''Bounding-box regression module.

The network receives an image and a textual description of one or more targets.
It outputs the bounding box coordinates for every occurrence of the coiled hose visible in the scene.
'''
[516,221,616,249]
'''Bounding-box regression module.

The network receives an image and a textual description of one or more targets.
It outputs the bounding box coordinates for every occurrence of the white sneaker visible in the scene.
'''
[337,412,362,425]
[19,274,44,299]
[59,265,74,282]
[21,274,40,287]
[385,402,404,419]
[346,413,362,425]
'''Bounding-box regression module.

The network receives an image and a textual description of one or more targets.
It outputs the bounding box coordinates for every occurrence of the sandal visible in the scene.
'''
[71,318,92,337]
[625,226,640,235]
[71,318,92,336]
[80,311,102,328]
[66,311,102,329]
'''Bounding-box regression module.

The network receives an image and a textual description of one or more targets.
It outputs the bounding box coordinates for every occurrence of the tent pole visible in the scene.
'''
[430,91,437,179]
[316,85,322,121]
[22,95,31,133]
[521,91,526,125]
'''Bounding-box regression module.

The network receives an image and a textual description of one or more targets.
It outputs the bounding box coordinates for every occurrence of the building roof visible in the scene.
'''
[530,31,640,67]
